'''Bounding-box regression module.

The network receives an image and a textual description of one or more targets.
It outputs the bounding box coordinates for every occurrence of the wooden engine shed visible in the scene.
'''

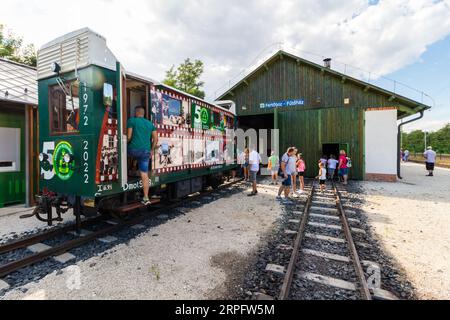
[0,58,39,207]
[218,51,430,181]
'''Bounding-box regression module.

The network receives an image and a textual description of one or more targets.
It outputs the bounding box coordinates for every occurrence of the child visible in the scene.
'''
[327,155,339,181]
[291,148,299,195]
[296,153,306,193]
[317,161,327,193]
[243,148,250,181]
[268,151,279,185]
[320,155,328,167]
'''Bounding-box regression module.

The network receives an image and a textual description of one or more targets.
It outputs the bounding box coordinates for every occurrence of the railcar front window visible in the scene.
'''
[49,81,80,134]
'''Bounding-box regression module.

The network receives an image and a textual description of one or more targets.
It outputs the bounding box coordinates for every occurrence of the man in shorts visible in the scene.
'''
[127,106,158,205]
[423,146,436,177]
[248,145,261,196]
[277,147,295,201]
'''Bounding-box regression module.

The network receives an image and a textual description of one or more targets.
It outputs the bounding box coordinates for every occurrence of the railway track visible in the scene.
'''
[259,180,398,300]
[0,178,244,288]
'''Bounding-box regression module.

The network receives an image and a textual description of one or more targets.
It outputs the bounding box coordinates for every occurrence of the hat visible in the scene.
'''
[427,146,432,150]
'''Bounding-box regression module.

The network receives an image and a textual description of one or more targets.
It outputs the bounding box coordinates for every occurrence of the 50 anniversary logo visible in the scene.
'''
[41,141,75,181]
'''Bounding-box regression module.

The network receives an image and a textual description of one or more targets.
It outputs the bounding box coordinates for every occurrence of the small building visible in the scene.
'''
[0,58,38,207]
[218,51,430,181]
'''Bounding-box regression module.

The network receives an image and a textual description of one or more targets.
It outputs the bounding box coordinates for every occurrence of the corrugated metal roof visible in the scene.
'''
[0,58,38,106]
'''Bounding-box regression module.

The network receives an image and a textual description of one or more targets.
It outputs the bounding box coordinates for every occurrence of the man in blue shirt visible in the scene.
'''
[127,106,158,205]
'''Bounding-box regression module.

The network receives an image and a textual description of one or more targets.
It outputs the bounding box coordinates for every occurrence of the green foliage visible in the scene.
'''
[0,24,37,67]
[402,123,450,154]
[163,58,205,99]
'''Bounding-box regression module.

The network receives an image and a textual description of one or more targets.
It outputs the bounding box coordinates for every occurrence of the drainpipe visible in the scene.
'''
[25,106,30,207]
[397,111,424,179]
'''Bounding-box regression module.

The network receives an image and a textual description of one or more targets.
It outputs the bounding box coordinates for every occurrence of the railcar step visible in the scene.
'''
[115,199,161,213]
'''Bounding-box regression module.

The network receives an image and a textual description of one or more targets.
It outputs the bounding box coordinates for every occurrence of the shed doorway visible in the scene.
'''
[322,144,339,159]
[322,143,349,159]
[237,114,275,155]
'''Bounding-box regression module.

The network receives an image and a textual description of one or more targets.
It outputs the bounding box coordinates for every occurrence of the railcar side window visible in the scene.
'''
[49,81,80,134]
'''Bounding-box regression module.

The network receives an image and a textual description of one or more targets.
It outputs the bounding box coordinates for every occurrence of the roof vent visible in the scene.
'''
[323,58,332,68]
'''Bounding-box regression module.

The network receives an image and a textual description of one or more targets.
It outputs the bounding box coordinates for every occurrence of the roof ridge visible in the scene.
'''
[217,49,430,110]
[0,58,37,70]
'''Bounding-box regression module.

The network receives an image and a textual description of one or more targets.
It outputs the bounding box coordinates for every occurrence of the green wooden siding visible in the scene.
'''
[0,107,26,207]
[221,55,382,180]
[278,107,364,180]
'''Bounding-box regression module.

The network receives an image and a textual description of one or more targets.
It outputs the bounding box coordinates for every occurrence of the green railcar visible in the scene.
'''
[33,28,237,225]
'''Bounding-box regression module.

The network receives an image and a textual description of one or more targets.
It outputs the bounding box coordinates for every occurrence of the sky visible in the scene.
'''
[1,0,449,132]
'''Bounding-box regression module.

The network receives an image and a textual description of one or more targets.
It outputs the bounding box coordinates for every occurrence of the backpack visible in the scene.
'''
[347,158,352,168]
[278,154,290,176]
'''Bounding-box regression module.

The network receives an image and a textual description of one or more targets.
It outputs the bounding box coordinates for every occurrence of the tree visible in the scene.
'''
[163,58,205,99]
[402,123,450,154]
[0,24,37,67]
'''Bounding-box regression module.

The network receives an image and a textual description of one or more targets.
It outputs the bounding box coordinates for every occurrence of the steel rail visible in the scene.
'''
[0,178,244,279]
[278,183,315,300]
[0,216,104,255]
[333,182,372,300]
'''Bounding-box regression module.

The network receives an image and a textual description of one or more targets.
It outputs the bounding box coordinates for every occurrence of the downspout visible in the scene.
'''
[397,111,424,179]
[25,106,30,207]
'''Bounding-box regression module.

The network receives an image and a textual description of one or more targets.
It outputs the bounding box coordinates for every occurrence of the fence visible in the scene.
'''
[408,153,450,167]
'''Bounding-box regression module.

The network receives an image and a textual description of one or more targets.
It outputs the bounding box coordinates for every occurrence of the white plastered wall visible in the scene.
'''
[365,109,397,175]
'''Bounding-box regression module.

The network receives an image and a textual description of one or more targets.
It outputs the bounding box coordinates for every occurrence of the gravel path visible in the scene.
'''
[361,162,450,300]
[1,180,282,300]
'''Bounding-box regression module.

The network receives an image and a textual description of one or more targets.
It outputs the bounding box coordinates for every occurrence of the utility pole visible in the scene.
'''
[424,131,428,151]
[400,124,403,149]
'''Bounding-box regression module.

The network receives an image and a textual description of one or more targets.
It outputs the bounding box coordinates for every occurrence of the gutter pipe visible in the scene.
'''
[397,111,424,179]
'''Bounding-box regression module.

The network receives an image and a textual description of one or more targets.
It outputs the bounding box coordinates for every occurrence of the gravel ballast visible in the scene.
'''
[1,180,283,300]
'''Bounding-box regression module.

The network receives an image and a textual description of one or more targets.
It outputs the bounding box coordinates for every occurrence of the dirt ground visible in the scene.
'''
[1,180,283,300]
[361,162,450,300]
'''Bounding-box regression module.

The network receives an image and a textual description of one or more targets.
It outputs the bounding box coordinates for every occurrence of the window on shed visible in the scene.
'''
[0,127,20,172]
[49,81,80,134]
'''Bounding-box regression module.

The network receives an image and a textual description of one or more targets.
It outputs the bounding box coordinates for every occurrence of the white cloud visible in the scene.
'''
[403,118,450,132]
[403,105,450,132]
[1,0,450,104]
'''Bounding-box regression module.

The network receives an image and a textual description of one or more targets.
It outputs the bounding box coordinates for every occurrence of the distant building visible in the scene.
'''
[0,58,38,207]
[218,51,430,181]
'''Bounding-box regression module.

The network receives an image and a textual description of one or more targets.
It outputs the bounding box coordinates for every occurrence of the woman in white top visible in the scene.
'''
[290,148,299,195]
[327,155,339,181]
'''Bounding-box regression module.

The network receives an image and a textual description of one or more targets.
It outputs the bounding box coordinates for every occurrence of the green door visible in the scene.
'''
[0,109,25,208]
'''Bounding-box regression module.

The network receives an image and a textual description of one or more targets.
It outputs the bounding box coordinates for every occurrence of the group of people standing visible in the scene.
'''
[268,147,306,199]
[239,147,351,199]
